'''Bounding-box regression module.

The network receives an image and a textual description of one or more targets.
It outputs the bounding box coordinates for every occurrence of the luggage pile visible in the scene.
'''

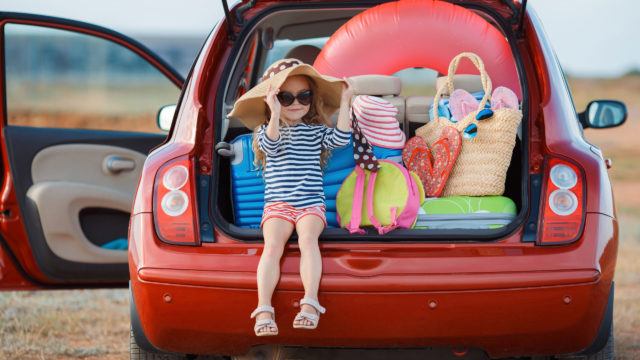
[227,52,522,232]
[227,131,402,229]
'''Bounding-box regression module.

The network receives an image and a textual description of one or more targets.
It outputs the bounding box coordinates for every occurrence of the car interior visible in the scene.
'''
[212,4,525,241]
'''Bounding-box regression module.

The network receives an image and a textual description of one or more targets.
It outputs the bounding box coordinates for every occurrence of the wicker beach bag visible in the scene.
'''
[415,52,522,196]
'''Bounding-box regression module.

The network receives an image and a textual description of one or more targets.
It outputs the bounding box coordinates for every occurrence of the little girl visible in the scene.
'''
[228,58,353,336]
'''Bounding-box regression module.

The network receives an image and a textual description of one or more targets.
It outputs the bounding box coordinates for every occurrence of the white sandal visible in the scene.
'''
[293,297,326,330]
[250,305,278,336]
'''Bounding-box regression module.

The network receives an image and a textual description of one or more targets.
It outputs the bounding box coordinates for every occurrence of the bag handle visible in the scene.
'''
[431,52,493,125]
[365,167,399,235]
[345,166,366,235]
[366,161,422,235]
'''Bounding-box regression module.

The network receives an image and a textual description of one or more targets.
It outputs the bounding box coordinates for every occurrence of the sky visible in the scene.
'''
[1,0,639,77]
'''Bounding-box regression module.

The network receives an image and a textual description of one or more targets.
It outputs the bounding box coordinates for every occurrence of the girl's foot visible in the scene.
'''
[250,305,278,336]
[293,298,326,329]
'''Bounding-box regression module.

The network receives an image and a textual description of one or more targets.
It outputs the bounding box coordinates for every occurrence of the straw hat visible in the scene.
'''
[227,58,346,129]
[352,95,406,149]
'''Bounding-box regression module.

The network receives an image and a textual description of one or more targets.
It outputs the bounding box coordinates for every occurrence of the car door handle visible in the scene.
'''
[104,156,136,174]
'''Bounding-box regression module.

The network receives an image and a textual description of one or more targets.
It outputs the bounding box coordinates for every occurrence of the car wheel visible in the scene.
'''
[130,327,231,360]
[130,326,185,360]
[582,325,614,360]
[554,323,614,360]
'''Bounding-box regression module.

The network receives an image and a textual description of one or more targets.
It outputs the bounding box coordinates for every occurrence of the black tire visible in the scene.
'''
[554,322,614,360]
[583,325,614,360]
[130,327,185,360]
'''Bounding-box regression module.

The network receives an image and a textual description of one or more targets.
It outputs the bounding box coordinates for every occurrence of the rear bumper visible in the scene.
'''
[131,270,609,358]
[129,213,617,358]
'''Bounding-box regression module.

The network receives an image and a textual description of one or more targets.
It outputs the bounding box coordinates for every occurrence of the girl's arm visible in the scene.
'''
[257,125,281,156]
[264,84,281,141]
[257,84,283,156]
[322,78,354,150]
[335,77,354,132]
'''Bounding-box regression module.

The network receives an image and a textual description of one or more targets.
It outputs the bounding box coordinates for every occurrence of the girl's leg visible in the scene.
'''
[293,214,325,327]
[255,217,295,334]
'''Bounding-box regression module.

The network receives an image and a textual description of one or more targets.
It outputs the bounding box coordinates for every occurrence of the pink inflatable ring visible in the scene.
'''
[313,0,521,97]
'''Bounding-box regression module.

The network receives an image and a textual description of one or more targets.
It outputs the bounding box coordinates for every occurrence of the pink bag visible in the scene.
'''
[336,107,421,235]
[344,160,421,235]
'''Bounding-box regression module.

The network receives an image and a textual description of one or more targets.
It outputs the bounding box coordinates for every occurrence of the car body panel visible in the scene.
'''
[130,209,617,356]
[524,7,615,218]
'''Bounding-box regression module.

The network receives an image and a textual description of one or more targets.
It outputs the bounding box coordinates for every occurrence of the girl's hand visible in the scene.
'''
[341,77,355,104]
[264,84,281,121]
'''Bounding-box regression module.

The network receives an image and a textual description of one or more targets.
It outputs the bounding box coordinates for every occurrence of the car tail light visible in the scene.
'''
[538,158,585,245]
[153,156,200,245]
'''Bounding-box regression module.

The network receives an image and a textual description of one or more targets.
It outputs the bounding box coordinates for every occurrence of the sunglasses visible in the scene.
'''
[276,90,313,107]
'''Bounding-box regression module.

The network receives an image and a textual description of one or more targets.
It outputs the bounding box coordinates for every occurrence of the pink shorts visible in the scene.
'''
[260,202,327,228]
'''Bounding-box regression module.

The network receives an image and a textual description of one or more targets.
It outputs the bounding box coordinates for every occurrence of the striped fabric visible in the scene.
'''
[257,123,351,208]
[260,201,327,228]
[352,95,406,149]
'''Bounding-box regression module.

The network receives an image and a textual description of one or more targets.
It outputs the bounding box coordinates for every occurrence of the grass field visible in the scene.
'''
[0,76,639,359]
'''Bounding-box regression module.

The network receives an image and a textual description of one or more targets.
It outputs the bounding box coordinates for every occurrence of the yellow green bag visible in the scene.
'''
[336,160,425,234]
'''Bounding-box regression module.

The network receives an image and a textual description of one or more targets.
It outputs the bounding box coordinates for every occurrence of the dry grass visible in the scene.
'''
[6,82,178,133]
[0,289,129,359]
[0,76,638,359]
[614,220,640,360]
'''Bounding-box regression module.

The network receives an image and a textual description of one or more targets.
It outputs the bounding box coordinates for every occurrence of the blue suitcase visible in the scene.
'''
[229,133,401,228]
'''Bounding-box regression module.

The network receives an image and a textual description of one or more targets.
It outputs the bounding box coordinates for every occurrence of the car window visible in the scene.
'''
[261,37,328,75]
[260,36,438,98]
[393,68,438,97]
[3,23,180,133]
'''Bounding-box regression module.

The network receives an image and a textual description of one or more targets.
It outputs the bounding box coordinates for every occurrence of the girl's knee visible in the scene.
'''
[262,243,285,259]
[297,236,319,251]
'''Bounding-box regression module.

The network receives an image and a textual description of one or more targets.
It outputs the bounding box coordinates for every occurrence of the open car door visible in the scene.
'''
[0,13,184,290]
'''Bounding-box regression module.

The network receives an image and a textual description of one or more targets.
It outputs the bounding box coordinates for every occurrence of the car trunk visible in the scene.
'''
[208,1,529,242]
[212,125,524,242]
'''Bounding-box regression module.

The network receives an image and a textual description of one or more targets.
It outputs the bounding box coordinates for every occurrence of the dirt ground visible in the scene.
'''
[1,76,639,359]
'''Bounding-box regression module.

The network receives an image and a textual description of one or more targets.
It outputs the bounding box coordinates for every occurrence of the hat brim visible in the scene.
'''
[228,64,345,129]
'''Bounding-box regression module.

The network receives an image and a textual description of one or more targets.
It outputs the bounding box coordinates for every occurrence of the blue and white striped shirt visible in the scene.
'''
[257,123,351,208]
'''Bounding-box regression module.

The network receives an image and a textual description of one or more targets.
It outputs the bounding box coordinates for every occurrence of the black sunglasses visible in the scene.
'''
[276,89,313,106]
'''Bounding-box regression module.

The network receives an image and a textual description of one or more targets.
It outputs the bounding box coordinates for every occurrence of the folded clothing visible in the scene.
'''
[414,196,516,229]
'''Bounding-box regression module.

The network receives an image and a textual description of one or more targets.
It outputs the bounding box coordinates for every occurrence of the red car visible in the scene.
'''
[0,1,627,359]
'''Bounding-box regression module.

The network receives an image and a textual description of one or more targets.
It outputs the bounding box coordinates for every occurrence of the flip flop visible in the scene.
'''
[491,86,519,110]
[449,89,480,122]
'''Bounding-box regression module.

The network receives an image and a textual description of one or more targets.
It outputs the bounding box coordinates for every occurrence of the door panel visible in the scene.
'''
[5,126,165,282]
[27,182,130,263]
[31,143,146,199]
[27,142,147,263]
[0,13,184,287]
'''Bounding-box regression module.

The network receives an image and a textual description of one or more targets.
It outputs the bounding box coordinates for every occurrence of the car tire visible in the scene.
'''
[130,326,231,360]
[583,325,614,360]
[554,322,615,360]
[130,326,186,360]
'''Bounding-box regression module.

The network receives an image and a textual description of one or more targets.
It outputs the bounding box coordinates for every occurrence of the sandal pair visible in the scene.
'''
[250,298,326,336]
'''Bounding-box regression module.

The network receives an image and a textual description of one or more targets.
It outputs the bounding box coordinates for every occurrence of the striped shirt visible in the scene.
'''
[257,122,351,208]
